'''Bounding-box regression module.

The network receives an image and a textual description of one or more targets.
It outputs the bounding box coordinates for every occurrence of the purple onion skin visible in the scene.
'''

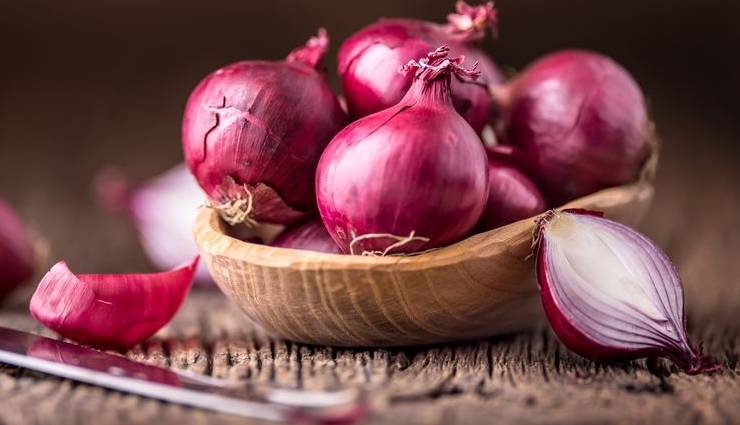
[272,218,343,254]
[535,209,719,374]
[501,50,650,205]
[182,30,348,225]
[317,48,489,255]
[0,198,34,301]
[338,5,504,133]
[476,160,546,231]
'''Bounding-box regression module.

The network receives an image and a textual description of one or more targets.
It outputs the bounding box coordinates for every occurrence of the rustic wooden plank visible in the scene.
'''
[3,278,739,425]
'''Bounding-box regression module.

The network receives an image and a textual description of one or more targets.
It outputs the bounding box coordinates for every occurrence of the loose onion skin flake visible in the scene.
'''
[30,257,198,350]
[272,218,343,254]
[0,198,35,301]
[496,50,651,205]
[338,1,504,133]
[182,29,347,226]
[535,209,719,374]
[317,47,489,255]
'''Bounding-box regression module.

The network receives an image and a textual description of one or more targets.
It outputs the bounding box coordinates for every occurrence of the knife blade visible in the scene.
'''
[0,326,374,423]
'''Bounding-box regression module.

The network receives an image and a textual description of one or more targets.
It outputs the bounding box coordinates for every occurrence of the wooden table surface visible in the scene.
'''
[0,134,739,425]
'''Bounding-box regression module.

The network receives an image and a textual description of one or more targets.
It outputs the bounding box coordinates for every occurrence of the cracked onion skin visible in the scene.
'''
[317,47,489,255]
[30,257,198,350]
[182,29,347,226]
[338,1,504,133]
[535,209,719,374]
[0,198,35,301]
[497,50,650,205]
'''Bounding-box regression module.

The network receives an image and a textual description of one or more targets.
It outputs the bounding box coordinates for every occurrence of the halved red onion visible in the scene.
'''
[29,257,198,350]
[338,1,504,133]
[182,29,347,226]
[535,209,719,374]
[0,198,35,301]
[272,218,342,254]
[317,47,489,255]
[96,164,212,283]
[496,50,650,205]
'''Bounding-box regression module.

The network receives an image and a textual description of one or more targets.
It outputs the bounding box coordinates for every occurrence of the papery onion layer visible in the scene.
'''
[30,257,198,350]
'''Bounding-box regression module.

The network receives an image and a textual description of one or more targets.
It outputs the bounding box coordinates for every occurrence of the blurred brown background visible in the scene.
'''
[1,0,739,274]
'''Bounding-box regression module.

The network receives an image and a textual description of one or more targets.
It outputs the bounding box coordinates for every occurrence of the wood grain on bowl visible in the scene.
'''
[194,181,654,347]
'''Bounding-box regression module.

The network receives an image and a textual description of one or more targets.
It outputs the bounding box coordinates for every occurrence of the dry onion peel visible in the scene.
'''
[29,257,198,350]
[535,209,719,374]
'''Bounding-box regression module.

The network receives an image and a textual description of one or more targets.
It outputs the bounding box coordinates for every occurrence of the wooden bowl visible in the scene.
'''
[194,180,655,347]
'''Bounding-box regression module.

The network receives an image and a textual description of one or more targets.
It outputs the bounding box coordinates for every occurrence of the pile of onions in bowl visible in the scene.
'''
[179,2,652,256]
[175,4,717,373]
[31,1,720,374]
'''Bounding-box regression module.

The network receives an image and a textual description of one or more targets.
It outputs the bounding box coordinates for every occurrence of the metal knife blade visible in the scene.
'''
[0,326,372,423]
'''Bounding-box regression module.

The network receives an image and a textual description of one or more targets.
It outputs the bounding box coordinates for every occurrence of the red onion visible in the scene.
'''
[0,198,35,301]
[182,29,347,226]
[496,50,650,205]
[338,1,504,133]
[535,209,720,374]
[476,147,546,231]
[96,164,212,283]
[272,218,342,254]
[317,47,489,255]
[30,257,198,350]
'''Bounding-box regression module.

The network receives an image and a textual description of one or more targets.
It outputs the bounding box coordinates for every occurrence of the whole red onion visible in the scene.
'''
[496,50,650,205]
[182,29,348,226]
[0,198,35,301]
[476,147,546,231]
[338,1,504,133]
[272,218,342,254]
[317,47,489,255]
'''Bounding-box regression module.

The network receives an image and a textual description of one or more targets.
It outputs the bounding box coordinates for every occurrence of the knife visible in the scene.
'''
[0,326,376,423]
